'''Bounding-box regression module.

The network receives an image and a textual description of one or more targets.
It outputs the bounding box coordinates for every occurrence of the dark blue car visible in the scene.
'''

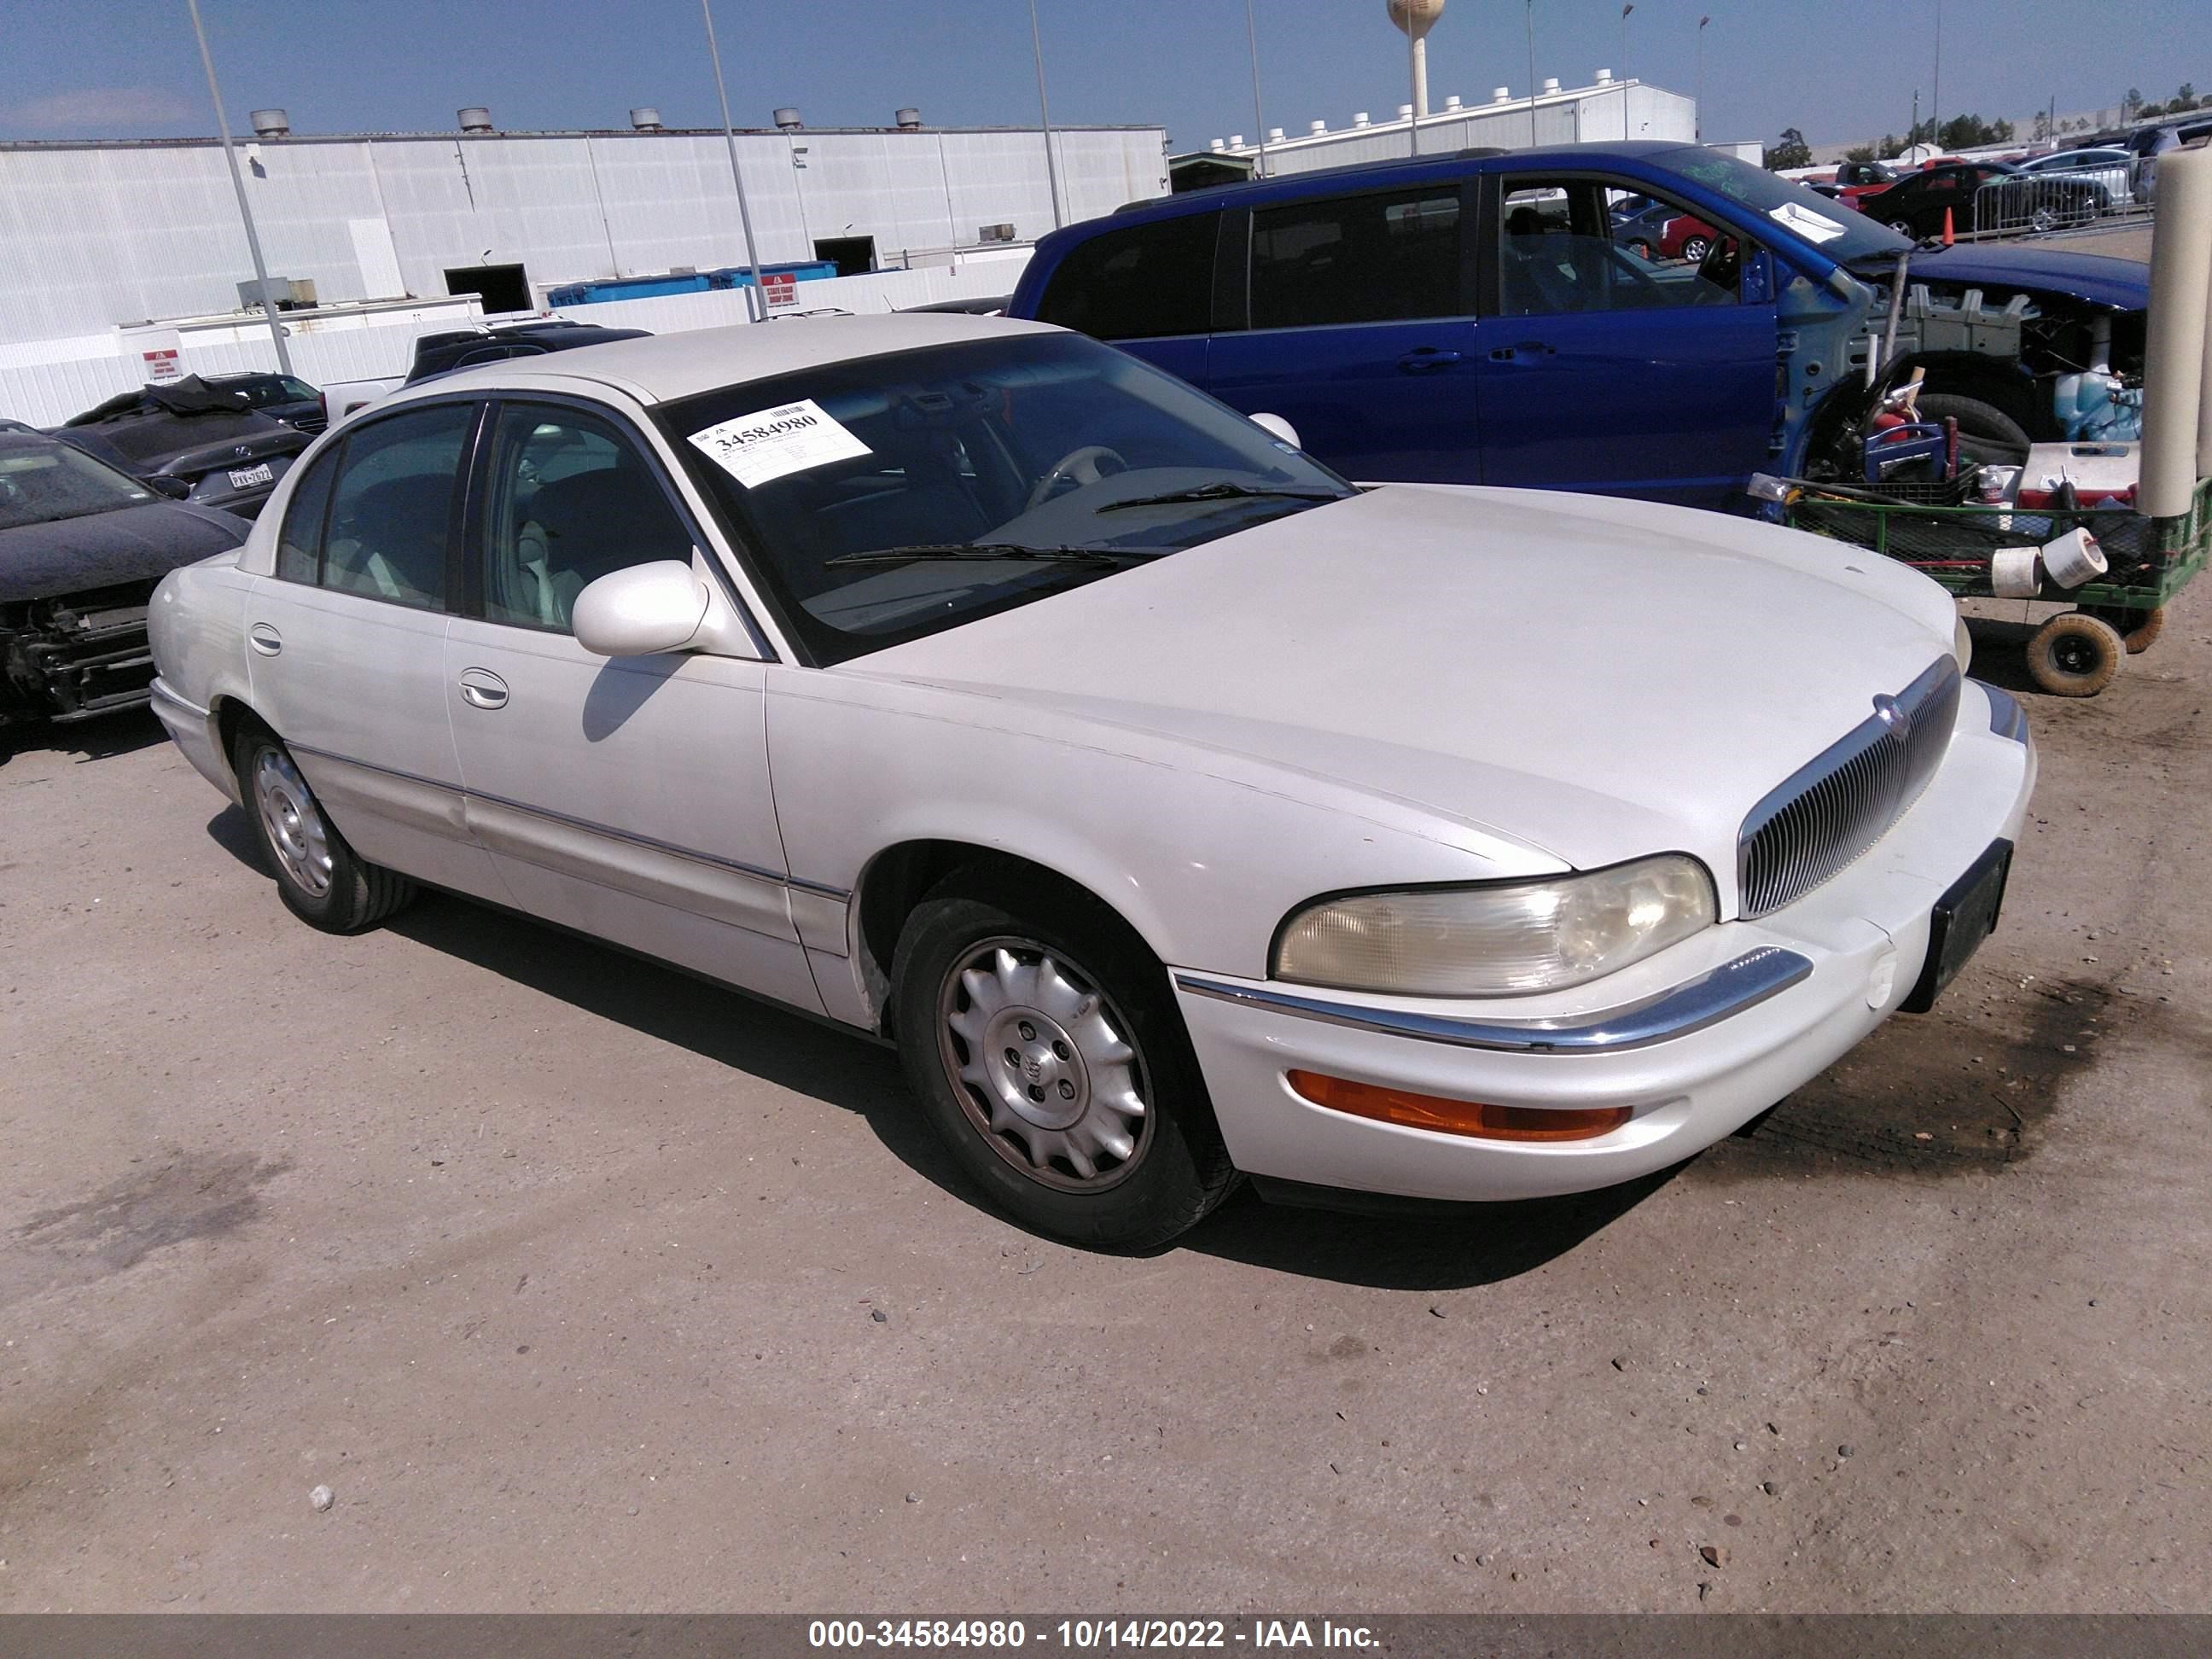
[1007,142,2149,511]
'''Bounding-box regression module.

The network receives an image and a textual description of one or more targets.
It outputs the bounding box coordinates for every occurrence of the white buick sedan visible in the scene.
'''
[149,315,2034,1247]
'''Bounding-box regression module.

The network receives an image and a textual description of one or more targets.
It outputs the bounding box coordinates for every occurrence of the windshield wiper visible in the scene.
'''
[824,542,1156,569]
[1097,482,1348,513]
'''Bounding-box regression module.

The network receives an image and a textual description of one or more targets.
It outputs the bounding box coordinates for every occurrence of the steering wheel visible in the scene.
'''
[1693,237,1742,304]
[1025,445,1128,511]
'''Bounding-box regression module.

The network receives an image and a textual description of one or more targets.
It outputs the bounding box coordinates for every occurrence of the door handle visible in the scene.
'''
[247,621,282,656]
[1488,341,1557,363]
[457,667,509,710]
[1396,348,1464,373]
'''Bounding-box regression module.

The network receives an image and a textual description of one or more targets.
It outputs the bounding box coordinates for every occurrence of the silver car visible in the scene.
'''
[2016,147,2135,209]
[147,316,2033,1248]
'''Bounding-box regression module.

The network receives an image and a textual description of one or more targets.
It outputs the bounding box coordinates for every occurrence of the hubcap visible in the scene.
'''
[253,748,333,897]
[938,938,1150,1192]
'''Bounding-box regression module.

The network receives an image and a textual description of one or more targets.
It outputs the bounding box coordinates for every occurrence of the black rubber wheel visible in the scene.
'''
[1679,235,1712,263]
[1626,237,1654,260]
[1913,393,2033,468]
[232,725,416,933]
[891,869,1238,1249]
[2024,612,2124,698]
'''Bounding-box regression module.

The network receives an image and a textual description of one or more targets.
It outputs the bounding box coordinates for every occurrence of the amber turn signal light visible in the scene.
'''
[1287,1070,1632,1143]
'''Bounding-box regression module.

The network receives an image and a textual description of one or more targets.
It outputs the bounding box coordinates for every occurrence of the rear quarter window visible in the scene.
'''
[1034,212,1219,341]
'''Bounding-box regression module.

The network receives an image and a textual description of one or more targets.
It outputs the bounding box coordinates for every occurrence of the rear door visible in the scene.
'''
[1472,172,1778,509]
[1202,182,1481,481]
[242,399,503,899]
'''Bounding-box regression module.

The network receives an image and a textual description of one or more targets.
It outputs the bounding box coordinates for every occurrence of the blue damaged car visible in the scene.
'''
[1006,142,2149,512]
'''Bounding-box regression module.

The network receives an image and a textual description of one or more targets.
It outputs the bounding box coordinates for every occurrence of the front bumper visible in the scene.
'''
[1171,680,2036,1204]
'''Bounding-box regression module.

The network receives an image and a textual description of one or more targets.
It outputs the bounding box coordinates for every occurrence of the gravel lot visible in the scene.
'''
[3,590,2208,1615]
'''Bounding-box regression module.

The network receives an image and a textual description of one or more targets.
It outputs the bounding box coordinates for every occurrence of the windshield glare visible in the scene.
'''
[0,437,155,530]
[1658,146,1912,264]
[660,332,1356,661]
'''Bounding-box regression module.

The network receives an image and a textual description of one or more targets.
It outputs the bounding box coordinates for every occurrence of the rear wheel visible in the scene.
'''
[2025,612,2123,698]
[1679,234,1712,263]
[2086,605,2164,655]
[233,727,416,932]
[892,871,1237,1249]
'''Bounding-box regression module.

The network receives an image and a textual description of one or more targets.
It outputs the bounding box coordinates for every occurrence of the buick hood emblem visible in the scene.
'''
[1872,692,1911,738]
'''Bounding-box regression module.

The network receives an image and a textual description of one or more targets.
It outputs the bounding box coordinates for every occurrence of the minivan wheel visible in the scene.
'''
[892,874,1237,1249]
[233,728,416,933]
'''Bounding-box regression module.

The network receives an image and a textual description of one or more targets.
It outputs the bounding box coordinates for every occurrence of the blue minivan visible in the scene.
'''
[1006,142,2149,512]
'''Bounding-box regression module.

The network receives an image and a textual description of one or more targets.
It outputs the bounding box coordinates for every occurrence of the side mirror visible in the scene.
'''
[572,561,710,658]
[1249,411,1301,450]
[147,474,192,500]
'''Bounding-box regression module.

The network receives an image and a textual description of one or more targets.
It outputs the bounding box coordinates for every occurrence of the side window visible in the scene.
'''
[476,403,695,632]
[319,403,474,609]
[1501,178,1742,317]
[1033,212,1218,341]
[1249,189,1462,329]
[274,449,339,585]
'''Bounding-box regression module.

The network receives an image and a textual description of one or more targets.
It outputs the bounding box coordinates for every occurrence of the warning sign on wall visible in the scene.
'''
[760,271,798,311]
[142,346,183,384]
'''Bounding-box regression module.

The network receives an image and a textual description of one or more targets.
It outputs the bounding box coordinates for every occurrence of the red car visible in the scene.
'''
[1659,212,1721,262]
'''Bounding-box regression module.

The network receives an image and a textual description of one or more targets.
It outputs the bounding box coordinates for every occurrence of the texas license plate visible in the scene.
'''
[227,463,274,490]
[1901,840,2012,1012]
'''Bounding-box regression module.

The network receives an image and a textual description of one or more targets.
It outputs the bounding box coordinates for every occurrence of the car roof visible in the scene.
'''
[1101,139,1697,220]
[387,311,1065,407]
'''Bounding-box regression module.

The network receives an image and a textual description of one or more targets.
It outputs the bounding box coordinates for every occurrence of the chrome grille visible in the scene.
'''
[1737,659,1961,918]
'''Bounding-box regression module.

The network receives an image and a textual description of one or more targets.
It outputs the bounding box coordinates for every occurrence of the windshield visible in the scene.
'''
[1656,145,1912,265]
[658,332,1357,663]
[0,436,156,529]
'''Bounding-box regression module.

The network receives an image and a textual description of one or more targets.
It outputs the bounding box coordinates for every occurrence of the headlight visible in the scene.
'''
[1953,616,1973,674]
[1272,854,1717,998]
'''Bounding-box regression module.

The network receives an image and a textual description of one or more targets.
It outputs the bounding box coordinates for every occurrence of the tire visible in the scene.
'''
[1679,235,1712,263]
[891,870,1238,1249]
[2087,605,2164,654]
[1912,393,2033,468]
[232,726,416,933]
[2024,612,2124,697]
[1627,237,1654,260]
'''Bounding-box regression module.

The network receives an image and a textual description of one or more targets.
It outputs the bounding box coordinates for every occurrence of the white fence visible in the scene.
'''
[0,258,1027,428]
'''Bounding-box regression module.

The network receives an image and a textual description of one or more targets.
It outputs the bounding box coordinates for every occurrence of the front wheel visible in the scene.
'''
[234,727,416,932]
[892,874,1237,1249]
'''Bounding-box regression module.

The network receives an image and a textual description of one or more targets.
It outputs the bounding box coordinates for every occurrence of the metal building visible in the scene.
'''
[0,113,1167,346]
[1213,71,1695,176]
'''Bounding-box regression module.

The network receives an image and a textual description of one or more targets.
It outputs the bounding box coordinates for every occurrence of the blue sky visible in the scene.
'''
[2,0,2203,152]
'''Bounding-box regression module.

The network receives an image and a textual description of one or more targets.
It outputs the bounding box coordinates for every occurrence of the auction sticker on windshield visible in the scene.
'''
[688,399,871,489]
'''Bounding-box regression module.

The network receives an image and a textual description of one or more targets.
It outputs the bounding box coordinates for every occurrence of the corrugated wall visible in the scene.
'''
[0,126,1164,347]
[0,257,1027,426]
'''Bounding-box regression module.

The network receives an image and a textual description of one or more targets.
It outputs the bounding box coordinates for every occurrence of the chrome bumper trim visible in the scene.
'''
[1981,682,2030,745]
[148,677,210,721]
[1173,946,1814,1055]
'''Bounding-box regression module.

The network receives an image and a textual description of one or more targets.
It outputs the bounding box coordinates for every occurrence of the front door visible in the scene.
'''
[1473,174,1778,509]
[242,399,504,899]
[1202,183,1482,482]
[440,397,822,1014]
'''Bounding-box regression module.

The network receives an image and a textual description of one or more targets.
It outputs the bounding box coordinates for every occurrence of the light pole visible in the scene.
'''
[1527,1,1540,148]
[1931,0,1943,150]
[1619,3,1633,76]
[700,0,768,316]
[184,0,293,375]
[1027,0,1065,230]
[1245,0,1267,178]
[1695,14,1710,143]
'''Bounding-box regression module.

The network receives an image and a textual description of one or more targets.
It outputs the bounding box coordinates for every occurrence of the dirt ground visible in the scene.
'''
[3,588,2209,1615]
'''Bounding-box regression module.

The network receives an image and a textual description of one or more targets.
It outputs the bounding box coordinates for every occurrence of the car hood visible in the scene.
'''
[0,502,247,604]
[841,484,1959,884]
[1894,244,2149,310]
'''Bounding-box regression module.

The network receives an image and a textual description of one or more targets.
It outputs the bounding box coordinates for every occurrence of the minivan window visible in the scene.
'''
[1033,212,1219,341]
[1249,189,1463,329]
